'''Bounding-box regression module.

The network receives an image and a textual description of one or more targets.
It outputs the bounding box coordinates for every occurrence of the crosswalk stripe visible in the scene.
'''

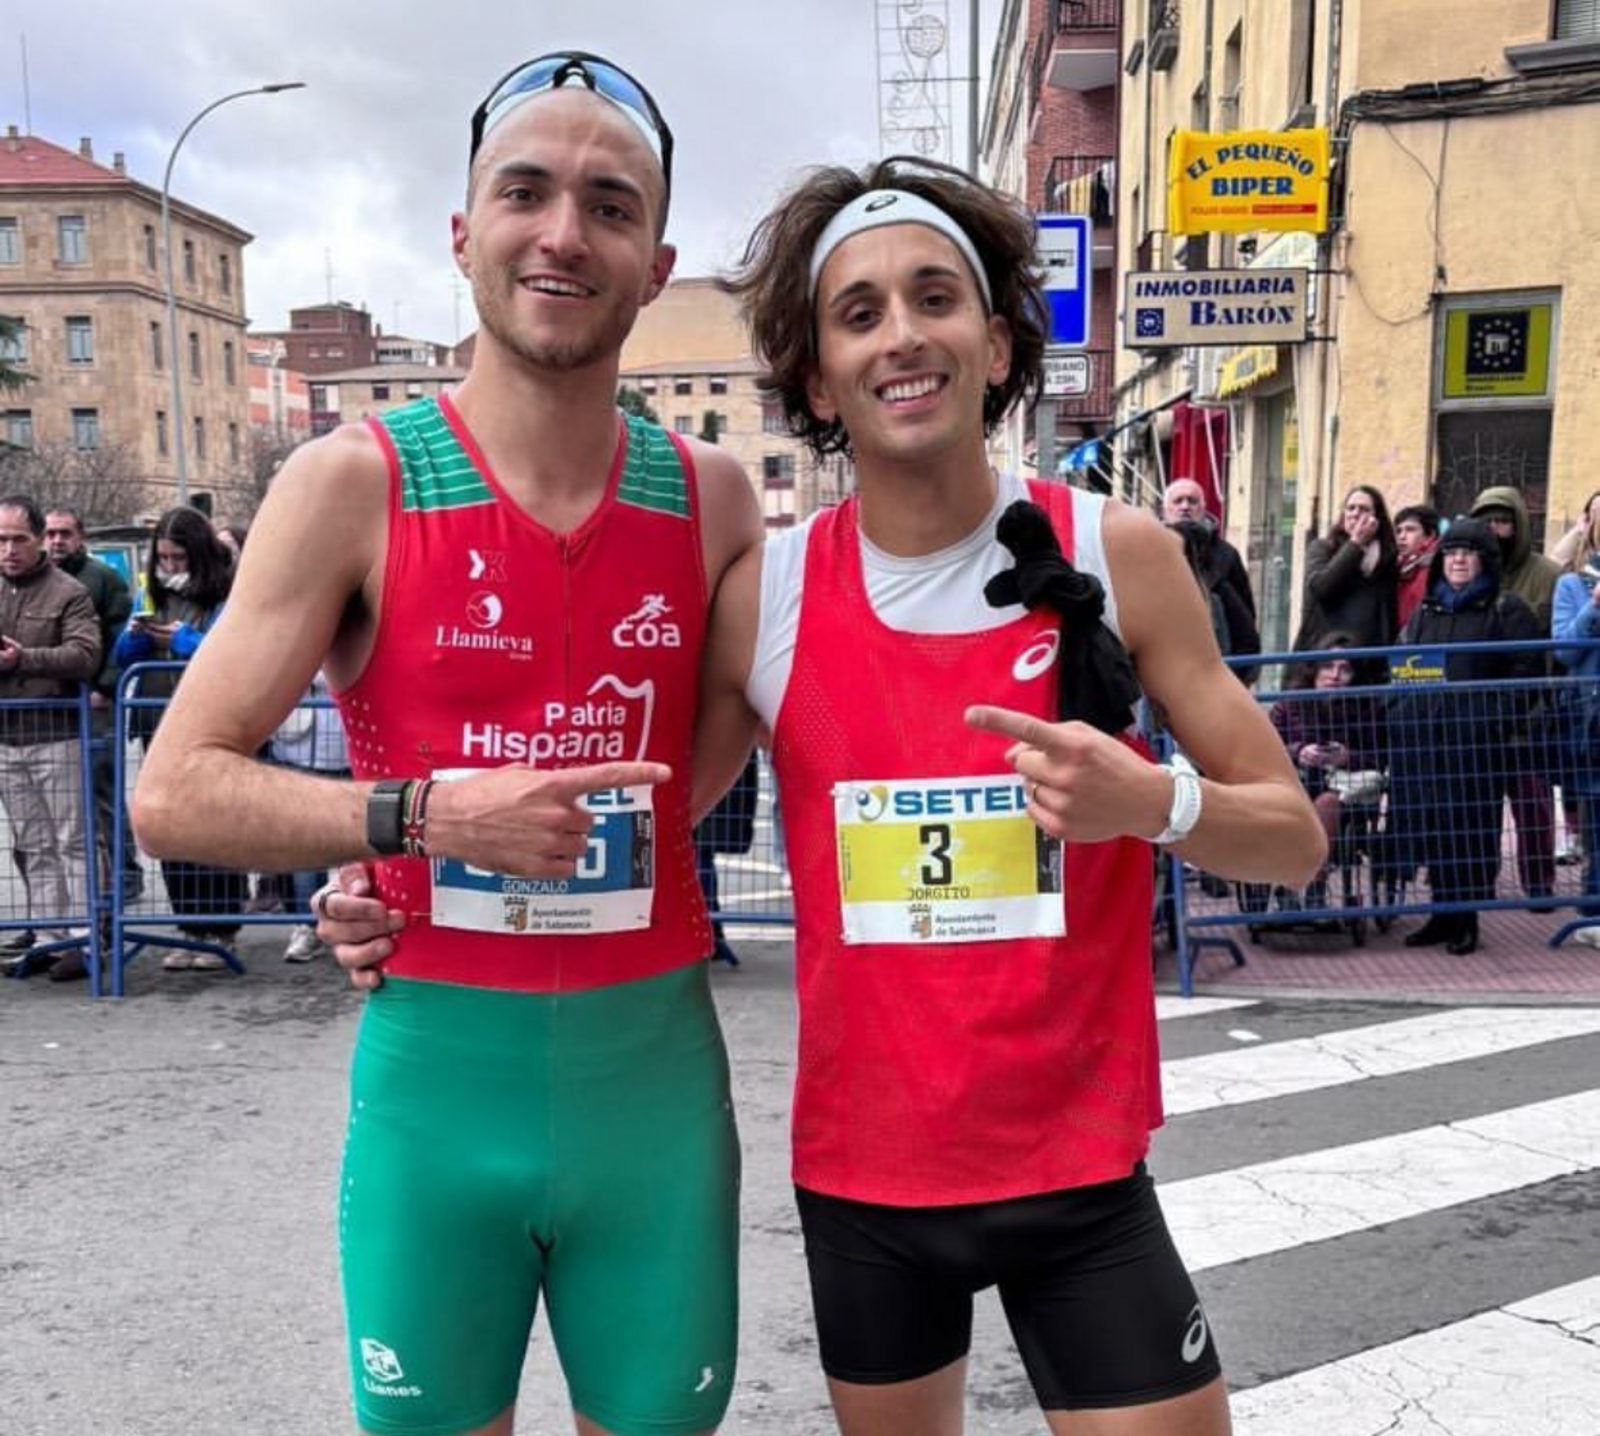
[1164,1089,1600,1273]
[1155,995,1259,1020]
[1231,1275,1600,1435]
[1162,1006,1600,1116]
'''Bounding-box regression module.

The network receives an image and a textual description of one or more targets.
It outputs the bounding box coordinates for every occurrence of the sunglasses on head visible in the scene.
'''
[469,51,674,193]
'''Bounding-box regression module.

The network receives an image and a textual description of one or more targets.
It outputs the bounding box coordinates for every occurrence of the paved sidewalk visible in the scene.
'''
[1162,902,1600,1002]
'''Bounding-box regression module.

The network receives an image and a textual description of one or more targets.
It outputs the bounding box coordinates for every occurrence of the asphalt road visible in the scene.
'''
[4,932,1597,1435]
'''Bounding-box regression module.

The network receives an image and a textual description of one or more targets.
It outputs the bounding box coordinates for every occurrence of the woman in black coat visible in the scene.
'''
[1387,519,1543,954]
[1295,484,1400,652]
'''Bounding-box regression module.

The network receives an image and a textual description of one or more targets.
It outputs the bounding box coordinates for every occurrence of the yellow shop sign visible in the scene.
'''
[1168,129,1330,236]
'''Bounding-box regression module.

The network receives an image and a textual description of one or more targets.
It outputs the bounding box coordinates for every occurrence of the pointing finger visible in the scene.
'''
[966,705,1052,750]
[547,761,673,796]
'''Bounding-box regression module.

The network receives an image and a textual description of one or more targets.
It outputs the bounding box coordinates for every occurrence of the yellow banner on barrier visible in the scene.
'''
[1168,128,1330,236]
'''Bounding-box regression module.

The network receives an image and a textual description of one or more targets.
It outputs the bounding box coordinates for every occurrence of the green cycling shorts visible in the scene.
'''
[340,962,741,1436]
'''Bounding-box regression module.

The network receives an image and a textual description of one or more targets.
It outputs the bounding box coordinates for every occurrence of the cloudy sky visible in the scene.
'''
[8,0,1003,345]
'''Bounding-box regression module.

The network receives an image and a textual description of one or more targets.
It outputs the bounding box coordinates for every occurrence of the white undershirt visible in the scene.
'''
[747,475,1117,730]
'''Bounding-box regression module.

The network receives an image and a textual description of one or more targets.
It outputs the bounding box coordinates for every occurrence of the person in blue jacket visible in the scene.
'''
[114,506,243,970]
[1552,507,1600,941]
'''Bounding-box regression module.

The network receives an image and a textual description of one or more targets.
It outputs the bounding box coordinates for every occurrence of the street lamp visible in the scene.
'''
[161,82,305,507]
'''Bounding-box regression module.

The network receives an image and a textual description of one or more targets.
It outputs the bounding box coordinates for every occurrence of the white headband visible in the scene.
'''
[807,190,993,311]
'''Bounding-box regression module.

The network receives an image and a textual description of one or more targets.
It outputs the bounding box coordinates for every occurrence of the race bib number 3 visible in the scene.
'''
[834,777,1065,946]
[430,772,654,936]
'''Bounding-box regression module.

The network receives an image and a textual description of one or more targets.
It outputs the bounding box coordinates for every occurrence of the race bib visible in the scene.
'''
[833,776,1065,946]
[429,770,655,935]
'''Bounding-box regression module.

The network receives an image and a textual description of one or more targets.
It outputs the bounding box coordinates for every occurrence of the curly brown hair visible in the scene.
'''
[720,156,1047,461]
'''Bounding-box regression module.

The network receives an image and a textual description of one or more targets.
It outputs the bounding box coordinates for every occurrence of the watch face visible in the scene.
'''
[1464,311,1529,379]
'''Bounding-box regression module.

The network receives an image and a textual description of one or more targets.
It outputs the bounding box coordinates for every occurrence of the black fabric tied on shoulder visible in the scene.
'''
[983,499,1142,736]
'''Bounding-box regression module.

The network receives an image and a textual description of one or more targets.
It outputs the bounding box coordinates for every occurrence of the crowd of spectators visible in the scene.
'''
[8,478,1600,982]
[0,501,336,981]
[1166,479,1600,958]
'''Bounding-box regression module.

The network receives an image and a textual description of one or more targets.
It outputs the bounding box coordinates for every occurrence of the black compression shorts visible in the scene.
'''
[795,1164,1221,1411]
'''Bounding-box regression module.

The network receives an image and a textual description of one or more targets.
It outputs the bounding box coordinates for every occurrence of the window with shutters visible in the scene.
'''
[58,215,86,263]
[1556,0,1599,39]
[66,316,94,365]
[71,408,100,450]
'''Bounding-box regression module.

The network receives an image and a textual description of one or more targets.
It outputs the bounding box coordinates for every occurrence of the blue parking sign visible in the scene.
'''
[1036,214,1091,349]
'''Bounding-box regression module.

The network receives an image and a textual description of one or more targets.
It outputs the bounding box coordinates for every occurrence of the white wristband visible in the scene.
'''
[1153,754,1202,846]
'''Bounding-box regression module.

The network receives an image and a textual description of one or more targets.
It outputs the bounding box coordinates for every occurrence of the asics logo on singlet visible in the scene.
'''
[1012,631,1061,682]
[612,593,682,649]
[1180,1303,1209,1364]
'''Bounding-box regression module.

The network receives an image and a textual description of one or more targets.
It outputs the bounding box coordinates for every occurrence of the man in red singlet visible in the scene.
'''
[133,52,762,1436]
[324,158,1325,1434]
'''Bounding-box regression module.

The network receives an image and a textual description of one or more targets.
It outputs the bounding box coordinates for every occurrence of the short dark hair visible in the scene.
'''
[0,494,45,535]
[1393,504,1439,536]
[43,506,85,534]
[148,506,233,611]
[721,155,1046,461]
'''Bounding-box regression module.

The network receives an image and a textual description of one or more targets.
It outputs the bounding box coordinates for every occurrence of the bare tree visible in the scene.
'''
[0,439,149,526]
[238,425,309,517]
[617,385,660,424]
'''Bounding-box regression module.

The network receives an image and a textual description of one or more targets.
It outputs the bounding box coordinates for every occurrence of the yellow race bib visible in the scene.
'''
[834,776,1065,946]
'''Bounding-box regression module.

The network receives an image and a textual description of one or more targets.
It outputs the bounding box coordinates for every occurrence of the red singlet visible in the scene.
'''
[336,394,711,992]
[773,480,1163,1206]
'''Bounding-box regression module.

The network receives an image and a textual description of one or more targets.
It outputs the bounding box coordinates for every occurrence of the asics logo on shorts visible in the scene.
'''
[694,1366,716,1393]
[1181,1303,1209,1364]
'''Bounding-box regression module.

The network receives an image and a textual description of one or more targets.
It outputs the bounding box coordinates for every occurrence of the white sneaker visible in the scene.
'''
[1570,925,1600,949]
[283,925,324,963]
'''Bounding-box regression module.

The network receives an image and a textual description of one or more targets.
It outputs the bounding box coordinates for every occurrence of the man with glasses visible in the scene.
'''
[43,507,140,913]
[133,52,760,1436]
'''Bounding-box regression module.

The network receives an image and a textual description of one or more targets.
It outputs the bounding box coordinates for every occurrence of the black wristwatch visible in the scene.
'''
[365,780,409,856]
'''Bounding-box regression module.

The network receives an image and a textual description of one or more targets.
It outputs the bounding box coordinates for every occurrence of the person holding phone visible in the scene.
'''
[113,507,244,970]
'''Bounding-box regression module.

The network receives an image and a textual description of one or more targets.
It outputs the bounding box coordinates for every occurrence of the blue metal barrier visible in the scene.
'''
[0,687,102,991]
[111,663,252,995]
[105,674,797,994]
[1165,639,1600,995]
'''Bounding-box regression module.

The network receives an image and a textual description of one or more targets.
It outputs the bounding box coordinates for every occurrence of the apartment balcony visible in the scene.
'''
[1045,0,1121,92]
[1044,154,1117,268]
[1148,0,1180,71]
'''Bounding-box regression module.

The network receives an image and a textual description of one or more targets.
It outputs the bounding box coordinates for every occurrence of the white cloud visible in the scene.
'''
[12,0,1001,343]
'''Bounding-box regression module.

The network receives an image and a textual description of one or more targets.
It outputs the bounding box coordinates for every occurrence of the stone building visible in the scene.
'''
[1113,0,1600,649]
[0,128,252,509]
[306,363,467,433]
[618,277,852,528]
[981,0,1122,480]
